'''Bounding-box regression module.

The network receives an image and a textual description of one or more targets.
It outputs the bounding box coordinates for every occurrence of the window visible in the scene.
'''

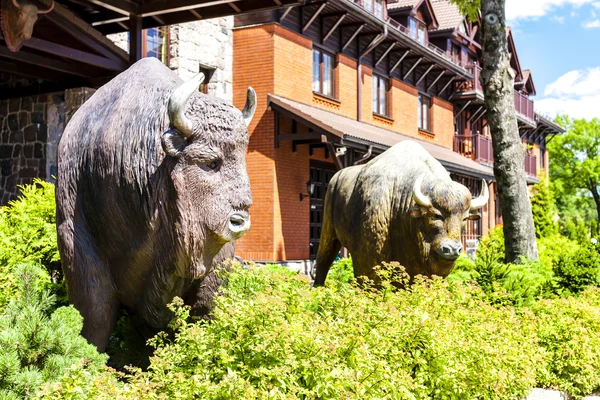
[451,44,461,64]
[198,66,216,94]
[144,27,169,65]
[372,75,389,116]
[362,0,383,18]
[417,24,426,44]
[418,93,431,131]
[409,18,418,39]
[312,48,335,98]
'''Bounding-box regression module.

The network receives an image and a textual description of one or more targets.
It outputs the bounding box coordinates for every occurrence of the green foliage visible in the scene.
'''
[554,245,600,295]
[0,264,107,399]
[449,0,480,21]
[0,180,62,309]
[531,177,558,238]
[327,256,354,285]
[533,288,600,398]
[549,117,600,238]
[43,263,543,399]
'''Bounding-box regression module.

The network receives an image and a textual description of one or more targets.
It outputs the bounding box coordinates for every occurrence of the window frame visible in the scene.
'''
[142,26,170,66]
[372,74,390,118]
[312,47,337,99]
[198,65,216,94]
[418,93,432,132]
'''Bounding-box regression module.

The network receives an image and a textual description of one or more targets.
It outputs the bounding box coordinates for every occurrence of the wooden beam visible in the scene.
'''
[189,9,202,19]
[438,76,456,96]
[375,42,395,67]
[152,15,165,25]
[415,64,435,86]
[468,106,484,124]
[427,70,445,91]
[341,23,364,51]
[273,0,282,5]
[279,132,323,141]
[403,57,421,79]
[139,0,238,17]
[91,16,128,26]
[322,13,346,42]
[229,2,241,12]
[279,6,293,21]
[0,34,127,71]
[0,46,92,78]
[46,3,128,62]
[302,3,327,33]
[129,15,142,64]
[86,0,137,15]
[390,50,409,74]
[454,100,472,122]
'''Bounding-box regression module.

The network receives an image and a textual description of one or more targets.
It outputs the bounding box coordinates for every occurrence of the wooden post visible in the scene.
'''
[129,15,143,64]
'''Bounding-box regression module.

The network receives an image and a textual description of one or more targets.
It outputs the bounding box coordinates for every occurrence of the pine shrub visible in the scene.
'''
[554,245,600,294]
[531,177,558,239]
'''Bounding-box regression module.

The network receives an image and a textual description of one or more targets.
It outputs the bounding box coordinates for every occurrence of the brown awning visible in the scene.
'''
[268,94,496,181]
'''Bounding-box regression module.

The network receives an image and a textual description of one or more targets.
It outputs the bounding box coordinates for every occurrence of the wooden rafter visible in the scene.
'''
[390,50,409,74]
[86,0,137,16]
[403,57,421,79]
[341,23,365,51]
[139,0,238,17]
[427,69,445,90]
[302,3,327,33]
[415,64,434,86]
[438,76,456,96]
[375,42,395,67]
[189,9,202,19]
[323,13,347,42]
[0,46,91,78]
[229,2,241,12]
[279,6,293,21]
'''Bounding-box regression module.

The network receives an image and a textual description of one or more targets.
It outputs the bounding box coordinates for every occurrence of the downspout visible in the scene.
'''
[357,25,387,122]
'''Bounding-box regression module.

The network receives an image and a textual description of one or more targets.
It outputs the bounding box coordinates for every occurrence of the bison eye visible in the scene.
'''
[433,214,444,221]
[206,160,220,170]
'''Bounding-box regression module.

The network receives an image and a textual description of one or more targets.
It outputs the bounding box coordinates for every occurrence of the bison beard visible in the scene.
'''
[56,58,256,351]
[313,140,488,286]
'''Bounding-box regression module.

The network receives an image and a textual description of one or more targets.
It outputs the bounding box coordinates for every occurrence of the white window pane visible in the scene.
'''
[323,68,332,96]
[312,62,320,92]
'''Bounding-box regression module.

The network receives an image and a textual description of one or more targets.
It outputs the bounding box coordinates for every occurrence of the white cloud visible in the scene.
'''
[537,67,600,120]
[582,18,600,27]
[506,0,594,20]
[553,15,566,22]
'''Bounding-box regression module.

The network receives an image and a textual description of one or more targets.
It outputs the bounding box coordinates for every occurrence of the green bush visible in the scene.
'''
[0,264,107,399]
[42,263,542,399]
[533,288,600,398]
[554,245,600,294]
[531,177,558,239]
[0,180,61,309]
[327,256,354,285]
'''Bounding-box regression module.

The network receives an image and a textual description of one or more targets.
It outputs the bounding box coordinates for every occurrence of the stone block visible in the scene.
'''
[23,144,33,158]
[19,111,29,128]
[24,125,37,142]
[12,144,22,158]
[34,142,44,158]
[19,167,37,178]
[0,145,12,158]
[8,98,20,113]
[1,159,12,176]
[37,128,47,142]
[21,96,33,112]
[6,174,17,191]
[7,114,19,131]
[0,100,8,115]
[47,104,59,126]
[9,131,23,143]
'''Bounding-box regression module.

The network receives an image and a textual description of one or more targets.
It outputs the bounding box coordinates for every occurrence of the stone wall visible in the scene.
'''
[107,18,233,101]
[0,94,61,203]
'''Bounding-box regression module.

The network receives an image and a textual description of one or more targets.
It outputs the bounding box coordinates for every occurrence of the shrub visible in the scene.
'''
[537,235,580,271]
[0,180,62,309]
[42,263,542,399]
[531,177,558,239]
[554,244,600,294]
[533,288,600,398]
[327,256,354,285]
[0,264,107,399]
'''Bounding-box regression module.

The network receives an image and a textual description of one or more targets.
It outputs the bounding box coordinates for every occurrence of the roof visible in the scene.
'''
[387,0,422,11]
[429,0,465,31]
[268,94,496,181]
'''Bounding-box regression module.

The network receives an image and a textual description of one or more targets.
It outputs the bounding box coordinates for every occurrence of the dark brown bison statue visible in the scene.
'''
[56,58,256,351]
[313,140,488,286]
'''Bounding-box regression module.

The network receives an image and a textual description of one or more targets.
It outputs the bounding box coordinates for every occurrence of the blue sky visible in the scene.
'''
[506,0,600,120]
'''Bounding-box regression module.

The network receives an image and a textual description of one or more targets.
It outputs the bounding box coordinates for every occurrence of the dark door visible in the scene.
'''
[309,161,337,260]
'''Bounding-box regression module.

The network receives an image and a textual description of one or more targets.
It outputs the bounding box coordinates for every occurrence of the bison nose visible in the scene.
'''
[437,240,463,260]
[228,211,251,238]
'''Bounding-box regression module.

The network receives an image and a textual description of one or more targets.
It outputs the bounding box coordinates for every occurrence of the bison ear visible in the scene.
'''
[161,129,187,157]
[410,205,424,219]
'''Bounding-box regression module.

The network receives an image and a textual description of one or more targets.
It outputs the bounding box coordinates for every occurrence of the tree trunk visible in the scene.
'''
[480,0,538,262]
[589,180,600,227]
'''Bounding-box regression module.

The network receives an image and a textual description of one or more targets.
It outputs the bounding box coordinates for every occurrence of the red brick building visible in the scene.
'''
[231,0,564,267]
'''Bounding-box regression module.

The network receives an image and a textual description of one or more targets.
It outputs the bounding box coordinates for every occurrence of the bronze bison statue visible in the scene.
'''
[314,140,488,285]
[56,58,256,351]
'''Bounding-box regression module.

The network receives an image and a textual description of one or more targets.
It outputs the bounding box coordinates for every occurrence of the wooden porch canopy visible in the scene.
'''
[0,0,302,99]
[268,93,496,180]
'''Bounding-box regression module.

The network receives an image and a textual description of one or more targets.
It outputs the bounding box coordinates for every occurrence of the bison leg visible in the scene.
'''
[313,223,342,286]
[59,222,119,352]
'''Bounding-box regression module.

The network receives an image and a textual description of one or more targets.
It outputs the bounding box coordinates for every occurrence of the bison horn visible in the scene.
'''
[168,72,206,138]
[242,87,257,127]
[11,0,21,9]
[413,175,432,207]
[470,180,489,210]
[37,0,55,14]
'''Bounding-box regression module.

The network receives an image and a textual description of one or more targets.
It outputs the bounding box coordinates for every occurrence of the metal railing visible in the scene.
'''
[453,134,494,165]
[514,91,535,122]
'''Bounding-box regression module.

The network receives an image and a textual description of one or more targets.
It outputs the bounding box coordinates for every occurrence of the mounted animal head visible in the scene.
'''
[160,72,256,279]
[410,175,489,276]
[0,0,54,52]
